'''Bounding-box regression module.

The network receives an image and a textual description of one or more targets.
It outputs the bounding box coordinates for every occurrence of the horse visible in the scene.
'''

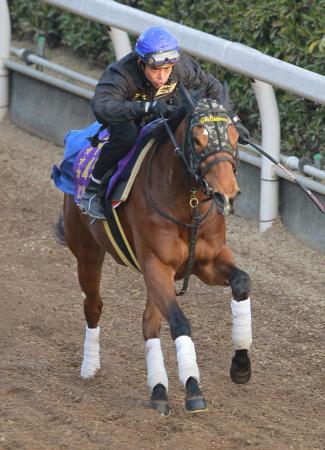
[55,90,252,415]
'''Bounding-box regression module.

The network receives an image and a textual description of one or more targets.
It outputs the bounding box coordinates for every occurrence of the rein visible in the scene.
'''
[145,113,217,296]
[145,143,215,296]
[247,140,325,214]
[145,100,237,296]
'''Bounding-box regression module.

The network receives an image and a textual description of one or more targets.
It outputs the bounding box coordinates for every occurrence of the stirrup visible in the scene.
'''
[79,193,106,220]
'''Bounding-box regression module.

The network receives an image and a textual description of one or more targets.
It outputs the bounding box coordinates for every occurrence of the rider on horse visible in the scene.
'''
[78,26,250,219]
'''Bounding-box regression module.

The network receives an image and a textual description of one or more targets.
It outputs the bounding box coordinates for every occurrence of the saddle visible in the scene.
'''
[51,119,164,205]
[73,118,164,207]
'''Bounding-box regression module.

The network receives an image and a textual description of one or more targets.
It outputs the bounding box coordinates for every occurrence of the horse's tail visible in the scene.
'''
[54,213,66,246]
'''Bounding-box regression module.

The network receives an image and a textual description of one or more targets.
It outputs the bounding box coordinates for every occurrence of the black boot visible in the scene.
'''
[78,177,106,220]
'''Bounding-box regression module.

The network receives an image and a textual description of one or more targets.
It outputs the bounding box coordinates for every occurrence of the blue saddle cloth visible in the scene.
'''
[51,119,162,201]
[52,121,102,196]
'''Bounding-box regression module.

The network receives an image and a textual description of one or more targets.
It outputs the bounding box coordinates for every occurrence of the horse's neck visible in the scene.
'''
[149,124,194,216]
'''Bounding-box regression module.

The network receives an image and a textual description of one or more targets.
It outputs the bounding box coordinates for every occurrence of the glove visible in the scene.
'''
[145,100,173,117]
[233,116,250,144]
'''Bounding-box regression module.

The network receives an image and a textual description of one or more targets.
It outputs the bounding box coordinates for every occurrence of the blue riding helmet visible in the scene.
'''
[135,27,180,67]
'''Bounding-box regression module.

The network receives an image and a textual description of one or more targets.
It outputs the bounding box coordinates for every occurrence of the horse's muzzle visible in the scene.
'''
[213,192,234,216]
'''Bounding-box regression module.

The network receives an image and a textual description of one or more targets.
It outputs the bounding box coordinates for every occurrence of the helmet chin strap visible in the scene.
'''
[138,59,146,71]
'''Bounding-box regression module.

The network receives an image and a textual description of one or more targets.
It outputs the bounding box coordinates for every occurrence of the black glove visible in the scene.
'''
[146,100,174,117]
[234,118,250,144]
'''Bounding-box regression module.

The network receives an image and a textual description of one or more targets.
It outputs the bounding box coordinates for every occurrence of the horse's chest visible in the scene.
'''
[195,236,224,261]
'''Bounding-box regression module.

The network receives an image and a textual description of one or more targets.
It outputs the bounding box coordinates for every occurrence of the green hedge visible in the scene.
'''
[8,0,325,157]
[9,0,114,64]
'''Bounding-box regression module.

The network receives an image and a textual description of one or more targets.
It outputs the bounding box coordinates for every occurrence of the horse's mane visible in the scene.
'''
[153,105,188,148]
[149,84,226,148]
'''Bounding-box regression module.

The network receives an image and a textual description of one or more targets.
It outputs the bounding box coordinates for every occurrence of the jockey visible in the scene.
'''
[79,26,250,219]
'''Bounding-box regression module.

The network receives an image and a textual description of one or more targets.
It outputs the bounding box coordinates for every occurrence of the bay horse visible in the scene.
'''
[55,90,252,415]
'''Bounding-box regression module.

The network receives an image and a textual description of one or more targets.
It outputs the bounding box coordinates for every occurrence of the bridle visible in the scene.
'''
[158,99,239,208]
[184,100,238,195]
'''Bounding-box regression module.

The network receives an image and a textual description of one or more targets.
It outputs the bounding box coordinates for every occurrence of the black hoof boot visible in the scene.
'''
[185,377,208,413]
[150,384,170,416]
[230,350,252,384]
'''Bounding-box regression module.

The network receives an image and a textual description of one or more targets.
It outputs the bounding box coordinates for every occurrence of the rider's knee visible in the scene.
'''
[110,122,139,149]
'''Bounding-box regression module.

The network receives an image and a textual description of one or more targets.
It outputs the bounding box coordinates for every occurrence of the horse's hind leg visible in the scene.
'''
[143,296,169,415]
[77,244,105,379]
[64,197,105,379]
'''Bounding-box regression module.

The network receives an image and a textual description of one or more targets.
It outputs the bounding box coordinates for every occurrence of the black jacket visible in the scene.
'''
[91,51,229,126]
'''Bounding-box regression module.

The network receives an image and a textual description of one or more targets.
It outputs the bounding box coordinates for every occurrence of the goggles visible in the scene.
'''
[146,49,180,67]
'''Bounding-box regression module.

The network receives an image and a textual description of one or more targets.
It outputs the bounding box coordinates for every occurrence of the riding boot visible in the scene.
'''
[78,176,106,220]
[98,166,116,198]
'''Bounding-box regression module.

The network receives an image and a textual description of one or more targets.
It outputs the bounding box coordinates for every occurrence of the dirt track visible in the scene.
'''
[0,117,324,450]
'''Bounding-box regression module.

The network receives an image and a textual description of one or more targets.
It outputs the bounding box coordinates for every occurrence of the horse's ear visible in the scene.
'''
[178,82,196,112]
[190,87,206,102]
[219,81,232,111]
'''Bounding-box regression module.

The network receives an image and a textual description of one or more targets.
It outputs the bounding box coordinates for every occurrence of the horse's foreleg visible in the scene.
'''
[228,266,252,384]
[143,261,207,413]
[196,245,252,384]
[143,297,169,415]
[170,307,207,412]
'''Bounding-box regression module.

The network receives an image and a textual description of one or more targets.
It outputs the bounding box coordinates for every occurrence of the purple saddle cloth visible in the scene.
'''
[52,119,162,204]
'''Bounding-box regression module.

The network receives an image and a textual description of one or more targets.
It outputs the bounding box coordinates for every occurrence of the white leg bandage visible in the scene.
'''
[175,335,200,386]
[80,326,100,379]
[231,298,252,350]
[145,338,168,391]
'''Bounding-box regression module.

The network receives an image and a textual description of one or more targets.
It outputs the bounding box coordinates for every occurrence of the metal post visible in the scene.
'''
[108,27,132,60]
[252,80,280,232]
[0,0,11,121]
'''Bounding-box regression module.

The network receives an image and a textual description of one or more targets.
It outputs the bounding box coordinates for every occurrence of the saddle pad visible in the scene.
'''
[73,119,162,205]
[51,121,102,196]
[73,127,110,203]
[52,119,163,206]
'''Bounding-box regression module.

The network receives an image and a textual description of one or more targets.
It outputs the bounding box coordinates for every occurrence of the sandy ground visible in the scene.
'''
[0,115,324,450]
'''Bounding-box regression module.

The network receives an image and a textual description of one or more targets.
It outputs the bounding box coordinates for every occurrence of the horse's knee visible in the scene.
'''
[168,304,191,340]
[142,304,162,340]
[229,268,251,300]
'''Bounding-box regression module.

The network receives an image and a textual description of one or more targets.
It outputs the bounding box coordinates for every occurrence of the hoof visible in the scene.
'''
[230,358,251,384]
[150,399,170,416]
[185,395,208,413]
[150,384,170,416]
[185,377,208,413]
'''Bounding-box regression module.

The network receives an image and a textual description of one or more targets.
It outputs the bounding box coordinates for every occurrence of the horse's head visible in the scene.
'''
[185,98,240,215]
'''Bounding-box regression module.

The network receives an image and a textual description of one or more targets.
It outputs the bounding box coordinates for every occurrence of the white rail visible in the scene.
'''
[0,0,10,120]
